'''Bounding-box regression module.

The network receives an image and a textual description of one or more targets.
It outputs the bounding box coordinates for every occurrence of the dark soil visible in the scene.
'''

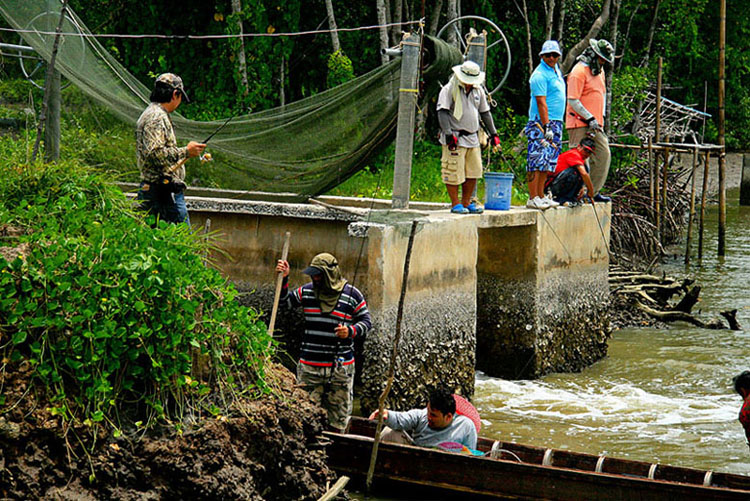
[0,363,341,500]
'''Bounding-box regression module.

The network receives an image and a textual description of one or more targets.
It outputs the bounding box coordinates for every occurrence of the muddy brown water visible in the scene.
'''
[352,188,750,499]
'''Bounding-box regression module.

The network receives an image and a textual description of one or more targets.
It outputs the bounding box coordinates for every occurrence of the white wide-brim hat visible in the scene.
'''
[452,60,485,86]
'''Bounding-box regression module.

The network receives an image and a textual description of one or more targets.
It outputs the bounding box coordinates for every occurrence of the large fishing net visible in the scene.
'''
[0,0,461,199]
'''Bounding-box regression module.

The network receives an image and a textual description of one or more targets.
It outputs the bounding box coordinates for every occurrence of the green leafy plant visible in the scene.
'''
[326,50,355,89]
[0,161,272,440]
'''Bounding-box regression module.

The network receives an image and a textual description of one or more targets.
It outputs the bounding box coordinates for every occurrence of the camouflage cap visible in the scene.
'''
[155,73,191,103]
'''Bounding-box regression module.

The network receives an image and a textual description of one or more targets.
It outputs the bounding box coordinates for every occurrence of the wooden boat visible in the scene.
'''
[324,416,750,500]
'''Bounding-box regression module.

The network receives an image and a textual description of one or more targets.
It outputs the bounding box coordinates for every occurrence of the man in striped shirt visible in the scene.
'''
[276,253,371,432]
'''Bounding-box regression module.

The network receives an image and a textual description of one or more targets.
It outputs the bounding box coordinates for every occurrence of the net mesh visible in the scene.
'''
[0,0,461,199]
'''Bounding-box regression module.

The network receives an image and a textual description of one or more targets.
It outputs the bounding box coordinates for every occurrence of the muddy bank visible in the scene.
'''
[0,364,339,500]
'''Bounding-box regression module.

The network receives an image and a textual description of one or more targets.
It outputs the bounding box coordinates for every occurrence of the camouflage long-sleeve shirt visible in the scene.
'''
[135,103,188,183]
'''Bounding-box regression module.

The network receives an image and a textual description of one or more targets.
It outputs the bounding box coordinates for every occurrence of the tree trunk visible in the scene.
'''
[428,0,444,36]
[544,0,556,41]
[521,0,534,77]
[324,0,341,52]
[377,0,390,65]
[279,55,285,107]
[391,0,403,46]
[556,0,566,44]
[230,0,249,97]
[446,0,458,46]
[640,0,662,67]
[560,0,612,73]
[620,0,643,70]
[605,0,621,132]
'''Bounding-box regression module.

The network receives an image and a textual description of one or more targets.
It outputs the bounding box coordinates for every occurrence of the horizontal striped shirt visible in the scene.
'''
[280,279,371,367]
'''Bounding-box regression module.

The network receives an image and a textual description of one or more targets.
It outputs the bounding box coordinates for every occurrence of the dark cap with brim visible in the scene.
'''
[302,266,323,276]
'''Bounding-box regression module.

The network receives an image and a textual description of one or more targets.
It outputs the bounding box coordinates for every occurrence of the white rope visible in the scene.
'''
[0,20,422,40]
[595,455,606,473]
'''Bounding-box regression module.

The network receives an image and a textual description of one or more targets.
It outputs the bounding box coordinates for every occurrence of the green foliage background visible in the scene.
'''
[0,159,272,437]
[0,0,747,196]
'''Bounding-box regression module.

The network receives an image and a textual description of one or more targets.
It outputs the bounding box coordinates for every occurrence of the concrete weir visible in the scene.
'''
[184,191,611,412]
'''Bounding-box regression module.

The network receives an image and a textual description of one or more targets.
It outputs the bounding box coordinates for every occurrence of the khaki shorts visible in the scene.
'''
[441,145,483,185]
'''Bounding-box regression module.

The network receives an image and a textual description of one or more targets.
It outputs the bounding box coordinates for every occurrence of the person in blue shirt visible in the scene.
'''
[524,40,566,210]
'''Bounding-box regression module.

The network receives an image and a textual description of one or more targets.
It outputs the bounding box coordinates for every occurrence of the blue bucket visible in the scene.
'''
[484,172,514,210]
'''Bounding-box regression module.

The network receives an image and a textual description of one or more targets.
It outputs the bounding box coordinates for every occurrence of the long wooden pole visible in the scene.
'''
[698,151,710,260]
[655,57,663,144]
[685,147,699,266]
[660,147,669,245]
[648,137,654,213]
[717,0,727,256]
[366,220,419,494]
[267,231,291,345]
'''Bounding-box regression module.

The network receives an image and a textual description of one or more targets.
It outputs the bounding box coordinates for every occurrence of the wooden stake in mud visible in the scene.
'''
[648,137,654,212]
[717,0,727,256]
[698,151,710,260]
[267,231,291,347]
[685,147,699,266]
[366,219,419,494]
[660,147,669,245]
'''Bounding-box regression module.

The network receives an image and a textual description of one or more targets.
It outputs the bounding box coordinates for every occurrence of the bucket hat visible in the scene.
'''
[539,40,562,57]
[589,39,614,64]
[452,60,485,86]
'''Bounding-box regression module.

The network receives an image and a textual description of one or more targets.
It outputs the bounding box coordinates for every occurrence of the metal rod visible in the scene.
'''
[685,147,699,266]
[698,151,710,260]
[0,42,35,53]
[717,0,726,256]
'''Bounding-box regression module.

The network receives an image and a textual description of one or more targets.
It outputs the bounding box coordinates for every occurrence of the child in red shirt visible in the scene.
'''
[545,137,596,205]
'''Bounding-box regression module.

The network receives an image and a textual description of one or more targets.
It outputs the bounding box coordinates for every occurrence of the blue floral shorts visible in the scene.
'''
[524,120,563,172]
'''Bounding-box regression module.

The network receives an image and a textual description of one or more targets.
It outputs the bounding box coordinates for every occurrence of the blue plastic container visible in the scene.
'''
[484,172,514,210]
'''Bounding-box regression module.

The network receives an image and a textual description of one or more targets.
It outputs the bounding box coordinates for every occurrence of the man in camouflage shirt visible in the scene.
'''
[136,73,205,224]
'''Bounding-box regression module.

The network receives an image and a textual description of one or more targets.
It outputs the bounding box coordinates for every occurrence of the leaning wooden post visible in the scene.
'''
[698,151,710,260]
[267,231,291,348]
[685,146,699,266]
[366,220,419,494]
[717,0,727,256]
[391,32,422,209]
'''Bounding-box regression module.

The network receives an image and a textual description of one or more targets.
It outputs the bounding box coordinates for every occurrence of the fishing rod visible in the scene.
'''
[198,114,238,162]
[587,196,614,261]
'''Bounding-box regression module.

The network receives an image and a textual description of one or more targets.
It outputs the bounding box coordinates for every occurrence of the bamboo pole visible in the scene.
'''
[648,137,654,213]
[655,149,661,243]
[366,220,419,494]
[655,57,663,143]
[717,0,726,256]
[660,147,669,245]
[267,231,291,347]
[318,476,350,501]
[698,151,710,260]
[685,147,699,266]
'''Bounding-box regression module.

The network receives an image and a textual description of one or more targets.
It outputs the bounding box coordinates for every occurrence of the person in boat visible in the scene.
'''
[368,386,478,450]
[544,137,597,206]
[733,370,750,448]
[276,253,371,433]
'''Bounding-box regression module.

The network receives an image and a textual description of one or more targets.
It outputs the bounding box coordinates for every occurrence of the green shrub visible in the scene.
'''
[327,50,355,89]
[0,162,272,437]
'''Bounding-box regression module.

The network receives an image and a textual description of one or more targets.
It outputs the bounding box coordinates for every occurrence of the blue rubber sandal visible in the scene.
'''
[451,204,469,214]
[467,202,484,214]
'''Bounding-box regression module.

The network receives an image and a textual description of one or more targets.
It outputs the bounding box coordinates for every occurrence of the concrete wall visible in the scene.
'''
[476,205,611,379]
[182,193,611,411]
